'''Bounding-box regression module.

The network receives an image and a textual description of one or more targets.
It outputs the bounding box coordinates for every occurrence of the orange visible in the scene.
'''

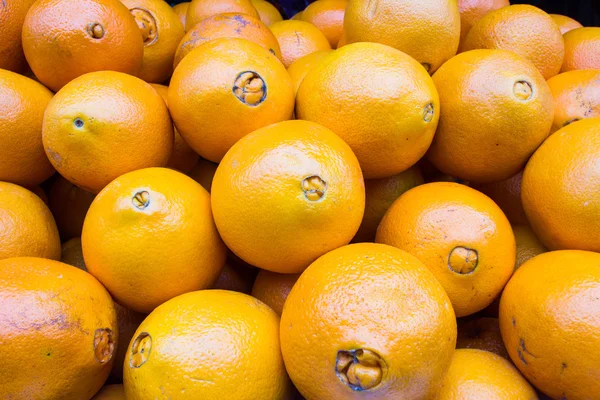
[291,11,303,20]
[173,12,282,68]
[522,118,600,252]
[93,385,125,399]
[0,69,54,187]
[150,84,199,174]
[28,185,49,205]
[353,165,424,243]
[286,50,332,95]
[122,0,185,83]
[337,30,347,48]
[0,0,37,72]
[49,175,96,240]
[281,243,456,399]
[251,270,300,315]
[61,237,87,271]
[462,5,564,79]
[0,182,60,261]
[344,0,460,73]
[185,0,259,31]
[513,224,547,270]
[22,0,143,92]
[269,20,332,68]
[124,290,291,399]
[458,0,509,48]
[187,158,218,192]
[550,14,583,34]
[500,250,600,399]
[301,0,347,48]
[251,0,283,26]
[82,167,226,313]
[376,182,516,317]
[211,120,365,273]
[169,38,294,162]
[427,49,554,183]
[472,171,528,225]
[456,317,509,359]
[297,42,440,179]
[562,27,600,72]
[43,71,173,193]
[0,257,117,399]
[547,70,600,134]
[172,2,190,29]
[435,349,537,399]
[212,260,257,293]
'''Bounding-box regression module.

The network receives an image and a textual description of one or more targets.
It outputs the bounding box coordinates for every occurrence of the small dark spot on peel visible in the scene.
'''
[517,348,528,365]
[512,317,516,326]
[561,362,567,372]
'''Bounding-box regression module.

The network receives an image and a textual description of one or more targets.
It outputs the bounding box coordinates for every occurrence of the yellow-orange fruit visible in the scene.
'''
[562,27,600,72]
[269,20,332,68]
[550,14,583,34]
[458,0,510,48]
[301,0,347,48]
[187,158,218,192]
[185,0,259,31]
[287,50,332,95]
[472,171,528,225]
[93,385,125,399]
[456,317,509,359]
[0,0,37,72]
[251,270,300,315]
[49,175,96,240]
[251,0,283,26]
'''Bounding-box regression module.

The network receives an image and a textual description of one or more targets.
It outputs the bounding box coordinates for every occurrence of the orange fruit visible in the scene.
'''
[22,0,143,92]
[0,0,37,72]
[435,349,537,399]
[513,224,547,270]
[269,20,332,68]
[185,0,259,31]
[0,69,54,187]
[472,171,528,225]
[500,250,600,399]
[251,270,300,315]
[48,175,96,240]
[336,30,347,48]
[562,27,600,72]
[281,243,456,399]
[173,12,282,68]
[0,182,60,261]
[251,0,283,26]
[211,120,365,273]
[93,385,125,399]
[172,2,190,29]
[0,257,117,399]
[82,167,227,313]
[522,118,600,252]
[28,185,49,205]
[61,237,87,271]
[427,49,554,183]
[377,182,516,317]
[187,158,218,192]
[291,11,303,20]
[124,290,291,399]
[212,260,257,293]
[462,5,564,80]
[550,13,583,35]
[150,83,199,174]
[301,0,347,48]
[352,165,424,243]
[458,0,509,48]
[122,0,185,83]
[456,317,509,359]
[547,70,600,134]
[344,0,460,74]
[42,71,173,193]
[169,38,294,162]
[297,42,440,179]
[286,50,332,95]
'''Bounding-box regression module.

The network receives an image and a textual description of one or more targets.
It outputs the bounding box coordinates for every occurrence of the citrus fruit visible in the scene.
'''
[287,50,332,95]
[172,2,190,29]
[150,84,199,174]
[269,20,331,68]
[547,70,600,134]
[301,0,347,48]
[456,317,509,359]
[562,27,600,72]
[251,0,283,25]
[0,182,60,261]
[336,30,347,48]
[42,71,173,193]
[513,224,547,270]
[427,49,554,183]
[124,290,291,399]
[251,270,300,315]
[0,257,117,399]
[550,13,583,34]
[22,0,143,92]
[82,167,226,313]
[344,0,460,73]
[185,0,259,31]
[211,120,365,273]
[0,0,37,72]
[169,38,294,162]
[0,69,54,187]
[122,0,185,83]
[173,12,282,68]
[297,42,440,179]
[500,250,600,399]
[472,171,528,225]
[280,243,456,399]
[93,385,125,399]
[61,237,87,271]
[48,175,96,240]
[462,4,565,79]
[291,11,303,20]
[522,118,600,251]
[212,260,257,293]
[435,349,537,399]
[376,182,516,317]
[29,184,49,205]
[458,0,509,48]
[187,158,218,192]
[352,165,424,243]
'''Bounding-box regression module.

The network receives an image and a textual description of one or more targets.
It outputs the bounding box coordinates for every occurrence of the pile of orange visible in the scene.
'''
[0,0,599,399]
